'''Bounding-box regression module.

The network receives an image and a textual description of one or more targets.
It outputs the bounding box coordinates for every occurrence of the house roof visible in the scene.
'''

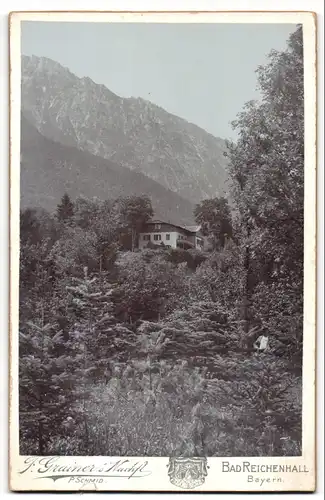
[183,225,201,233]
[145,219,201,234]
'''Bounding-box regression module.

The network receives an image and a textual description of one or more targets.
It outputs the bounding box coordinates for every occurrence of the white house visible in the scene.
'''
[138,220,204,250]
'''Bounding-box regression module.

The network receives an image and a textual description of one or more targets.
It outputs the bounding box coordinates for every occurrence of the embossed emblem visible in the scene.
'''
[167,457,208,489]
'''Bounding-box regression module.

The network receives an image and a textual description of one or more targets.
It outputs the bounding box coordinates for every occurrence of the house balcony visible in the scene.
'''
[176,239,195,250]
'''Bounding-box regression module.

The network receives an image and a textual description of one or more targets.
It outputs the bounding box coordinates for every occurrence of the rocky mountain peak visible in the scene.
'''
[21,54,229,203]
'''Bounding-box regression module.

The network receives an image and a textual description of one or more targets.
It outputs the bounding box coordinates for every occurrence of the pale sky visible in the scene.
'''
[21,22,296,140]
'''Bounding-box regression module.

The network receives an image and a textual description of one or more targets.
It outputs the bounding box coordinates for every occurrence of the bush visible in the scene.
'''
[44,357,301,457]
[165,248,206,270]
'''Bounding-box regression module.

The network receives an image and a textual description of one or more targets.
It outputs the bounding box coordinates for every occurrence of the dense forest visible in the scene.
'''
[19,26,304,457]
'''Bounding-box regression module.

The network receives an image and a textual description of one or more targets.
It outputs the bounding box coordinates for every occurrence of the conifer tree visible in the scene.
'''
[117,195,153,251]
[19,319,78,455]
[133,301,233,373]
[66,268,136,381]
[136,321,170,394]
[56,193,74,223]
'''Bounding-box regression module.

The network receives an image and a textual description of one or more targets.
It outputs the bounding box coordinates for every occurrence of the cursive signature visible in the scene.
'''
[19,457,151,481]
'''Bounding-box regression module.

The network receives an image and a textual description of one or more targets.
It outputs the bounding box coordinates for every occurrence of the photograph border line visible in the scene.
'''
[8,10,317,492]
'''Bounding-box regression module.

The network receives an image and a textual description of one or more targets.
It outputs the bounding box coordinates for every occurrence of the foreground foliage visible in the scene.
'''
[19,26,303,456]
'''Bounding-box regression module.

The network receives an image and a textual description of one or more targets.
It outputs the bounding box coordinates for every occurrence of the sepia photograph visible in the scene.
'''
[9,10,317,492]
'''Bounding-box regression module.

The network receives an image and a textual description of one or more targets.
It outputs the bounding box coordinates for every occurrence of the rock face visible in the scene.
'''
[20,114,197,226]
[21,55,229,203]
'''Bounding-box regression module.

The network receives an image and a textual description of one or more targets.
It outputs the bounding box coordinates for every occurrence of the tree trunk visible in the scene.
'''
[131,228,136,252]
[38,421,44,455]
[39,306,45,455]
[148,356,152,391]
[38,392,45,455]
[242,219,251,334]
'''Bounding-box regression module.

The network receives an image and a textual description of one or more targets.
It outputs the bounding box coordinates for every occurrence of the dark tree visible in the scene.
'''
[117,195,154,251]
[194,197,233,250]
[226,25,304,352]
[56,193,75,222]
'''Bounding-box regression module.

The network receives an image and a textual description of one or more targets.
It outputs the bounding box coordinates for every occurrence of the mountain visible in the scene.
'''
[20,115,197,226]
[21,55,229,203]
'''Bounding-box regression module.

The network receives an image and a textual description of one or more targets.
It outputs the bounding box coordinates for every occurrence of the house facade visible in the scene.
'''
[138,220,204,250]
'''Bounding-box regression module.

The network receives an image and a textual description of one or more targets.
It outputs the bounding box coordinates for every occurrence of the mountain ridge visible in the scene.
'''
[22,54,225,144]
[20,114,197,226]
[21,54,229,203]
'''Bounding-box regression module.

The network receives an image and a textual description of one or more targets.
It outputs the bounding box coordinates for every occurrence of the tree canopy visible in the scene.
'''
[19,26,304,457]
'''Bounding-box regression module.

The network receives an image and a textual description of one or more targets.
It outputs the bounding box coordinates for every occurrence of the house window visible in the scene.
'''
[153,234,161,241]
[143,234,150,241]
[154,224,161,230]
[166,234,170,240]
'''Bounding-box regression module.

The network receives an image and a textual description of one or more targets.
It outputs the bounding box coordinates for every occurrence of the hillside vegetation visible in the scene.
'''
[20,115,196,225]
[19,27,304,457]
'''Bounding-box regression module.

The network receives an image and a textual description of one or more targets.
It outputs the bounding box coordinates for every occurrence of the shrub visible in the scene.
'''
[46,356,301,457]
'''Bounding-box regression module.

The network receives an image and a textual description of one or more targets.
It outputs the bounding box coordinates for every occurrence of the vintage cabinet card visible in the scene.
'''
[9,10,317,492]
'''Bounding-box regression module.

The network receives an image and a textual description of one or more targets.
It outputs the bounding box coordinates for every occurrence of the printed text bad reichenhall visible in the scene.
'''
[222,462,309,473]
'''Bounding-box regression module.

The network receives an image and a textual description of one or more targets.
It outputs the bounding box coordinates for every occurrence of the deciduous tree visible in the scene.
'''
[225,25,304,353]
[194,197,232,250]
